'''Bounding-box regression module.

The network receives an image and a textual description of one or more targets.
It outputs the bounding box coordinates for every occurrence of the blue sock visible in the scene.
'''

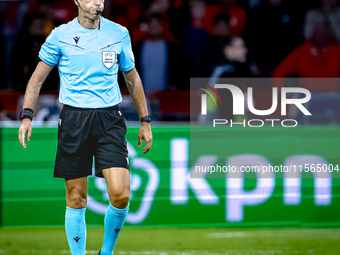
[65,207,86,255]
[101,203,129,255]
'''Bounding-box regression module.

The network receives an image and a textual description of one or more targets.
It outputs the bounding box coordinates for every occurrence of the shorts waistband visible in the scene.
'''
[63,104,119,111]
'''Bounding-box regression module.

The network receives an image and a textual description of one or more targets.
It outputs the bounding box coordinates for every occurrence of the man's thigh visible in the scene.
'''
[94,107,129,178]
[54,106,95,179]
[102,167,130,191]
[102,167,130,208]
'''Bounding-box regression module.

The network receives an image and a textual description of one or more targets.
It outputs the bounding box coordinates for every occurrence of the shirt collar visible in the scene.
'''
[75,16,102,31]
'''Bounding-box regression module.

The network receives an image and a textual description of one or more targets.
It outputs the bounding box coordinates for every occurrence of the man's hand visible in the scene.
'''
[123,68,152,154]
[18,119,32,149]
[17,61,53,149]
[138,122,152,154]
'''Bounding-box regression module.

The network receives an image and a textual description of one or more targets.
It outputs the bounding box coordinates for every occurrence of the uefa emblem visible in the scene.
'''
[102,51,116,69]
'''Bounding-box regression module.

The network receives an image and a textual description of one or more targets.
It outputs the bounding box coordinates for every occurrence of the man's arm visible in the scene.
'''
[123,67,152,154]
[18,61,54,149]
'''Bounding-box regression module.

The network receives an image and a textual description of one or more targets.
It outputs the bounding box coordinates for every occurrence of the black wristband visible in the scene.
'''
[19,108,34,121]
[140,115,152,123]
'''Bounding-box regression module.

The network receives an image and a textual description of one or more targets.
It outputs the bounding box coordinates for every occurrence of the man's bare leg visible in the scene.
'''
[65,177,88,255]
[100,167,130,255]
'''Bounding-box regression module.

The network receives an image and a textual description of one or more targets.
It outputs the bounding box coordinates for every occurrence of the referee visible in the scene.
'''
[18,0,152,254]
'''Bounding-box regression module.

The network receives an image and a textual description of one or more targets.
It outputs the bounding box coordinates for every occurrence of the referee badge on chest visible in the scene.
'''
[102,51,116,69]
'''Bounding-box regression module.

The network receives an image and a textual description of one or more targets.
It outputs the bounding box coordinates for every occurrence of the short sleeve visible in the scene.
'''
[39,28,60,66]
[118,29,135,72]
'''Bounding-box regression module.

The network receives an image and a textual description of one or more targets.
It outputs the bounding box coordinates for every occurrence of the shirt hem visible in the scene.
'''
[120,64,135,72]
[38,55,57,67]
[60,101,122,109]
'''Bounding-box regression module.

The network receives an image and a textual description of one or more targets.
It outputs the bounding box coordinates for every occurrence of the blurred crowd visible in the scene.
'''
[0,0,340,121]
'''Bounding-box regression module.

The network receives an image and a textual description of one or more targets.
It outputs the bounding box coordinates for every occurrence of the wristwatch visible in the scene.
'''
[140,115,152,123]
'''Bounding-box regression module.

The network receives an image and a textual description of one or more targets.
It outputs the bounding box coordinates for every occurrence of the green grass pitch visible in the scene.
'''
[1,227,340,255]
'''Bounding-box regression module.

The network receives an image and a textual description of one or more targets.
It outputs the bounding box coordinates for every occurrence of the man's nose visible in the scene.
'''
[93,0,102,6]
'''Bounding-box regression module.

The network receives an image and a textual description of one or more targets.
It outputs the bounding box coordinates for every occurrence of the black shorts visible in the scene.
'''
[54,104,129,180]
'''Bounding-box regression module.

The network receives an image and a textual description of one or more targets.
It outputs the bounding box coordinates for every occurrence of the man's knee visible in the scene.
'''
[67,187,87,209]
[110,190,130,209]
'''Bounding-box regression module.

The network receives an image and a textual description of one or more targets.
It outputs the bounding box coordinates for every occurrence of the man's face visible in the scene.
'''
[213,20,230,36]
[225,37,248,63]
[232,37,248,63]
[77,0,104,20]
[190,0,206,19]
[148,18,163,38]
[313,22,330,47]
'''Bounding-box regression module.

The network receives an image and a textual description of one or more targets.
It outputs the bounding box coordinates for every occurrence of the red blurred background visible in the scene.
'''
[0,0,339,122]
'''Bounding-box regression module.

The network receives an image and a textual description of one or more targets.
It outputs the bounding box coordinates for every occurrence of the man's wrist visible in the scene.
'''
[140,115,152,123]
[21,116,32,122]
[19,108,34,121]
[141,121,150,126]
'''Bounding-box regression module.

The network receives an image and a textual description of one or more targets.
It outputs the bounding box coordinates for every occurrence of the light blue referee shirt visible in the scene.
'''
[39,17,135,108]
